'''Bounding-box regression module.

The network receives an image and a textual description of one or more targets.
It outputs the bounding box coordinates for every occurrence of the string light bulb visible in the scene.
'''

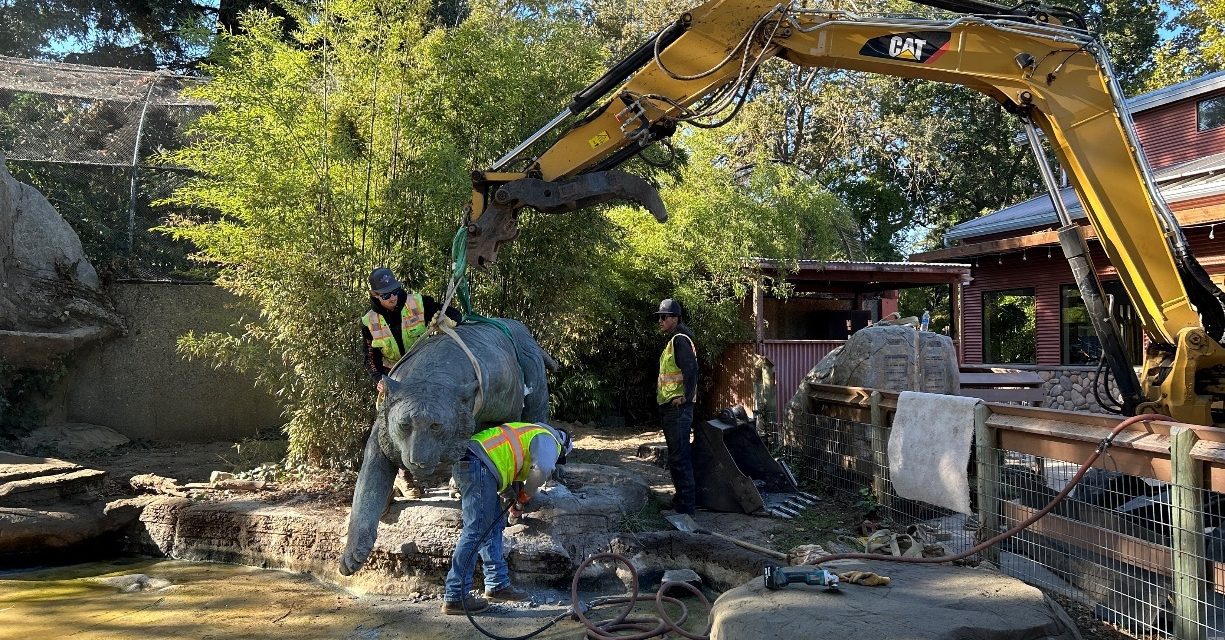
[1022,251,1027,261]
[1211,224,1216,240]
[1047,247,1052,258]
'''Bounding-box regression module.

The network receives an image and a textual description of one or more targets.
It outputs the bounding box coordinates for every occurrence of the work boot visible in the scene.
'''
[393,470,424,500]
[484,585,530,602]
[440,596,489,615]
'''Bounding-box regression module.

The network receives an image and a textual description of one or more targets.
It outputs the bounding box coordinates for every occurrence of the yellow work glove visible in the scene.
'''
[837,570,891,587]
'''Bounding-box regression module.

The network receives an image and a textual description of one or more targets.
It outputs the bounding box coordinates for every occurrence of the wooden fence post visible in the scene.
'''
[973,402,1000,565]
[869,390,890,512]
[1170,425,1206,640]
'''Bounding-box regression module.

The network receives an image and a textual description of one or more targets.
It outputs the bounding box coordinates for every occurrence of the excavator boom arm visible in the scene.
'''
[466,0,1225,424]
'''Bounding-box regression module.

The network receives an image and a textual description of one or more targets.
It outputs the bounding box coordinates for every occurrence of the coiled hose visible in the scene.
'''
[467,412,1164,640]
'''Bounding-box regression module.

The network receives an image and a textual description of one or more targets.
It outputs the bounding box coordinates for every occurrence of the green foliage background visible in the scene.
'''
[160,0,848,464]
[10,0,1210,464]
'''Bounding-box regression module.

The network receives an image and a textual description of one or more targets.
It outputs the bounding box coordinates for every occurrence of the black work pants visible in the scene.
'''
[660,400,696,515]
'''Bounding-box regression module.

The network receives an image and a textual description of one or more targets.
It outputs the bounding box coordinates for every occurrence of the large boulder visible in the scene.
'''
[788,324,958,417]
[0,154,122,369]
[0,452,141,563]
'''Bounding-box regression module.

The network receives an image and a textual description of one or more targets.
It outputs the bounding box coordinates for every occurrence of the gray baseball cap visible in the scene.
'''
[368,267,401,294]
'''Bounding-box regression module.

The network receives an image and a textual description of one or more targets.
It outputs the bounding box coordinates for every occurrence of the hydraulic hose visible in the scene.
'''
[459,499,713,640]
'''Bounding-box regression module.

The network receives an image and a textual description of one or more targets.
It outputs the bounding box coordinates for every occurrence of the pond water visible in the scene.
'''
[0,558,591,639]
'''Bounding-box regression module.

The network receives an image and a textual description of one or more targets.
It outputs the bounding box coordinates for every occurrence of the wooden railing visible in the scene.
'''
[800,382,1225,639]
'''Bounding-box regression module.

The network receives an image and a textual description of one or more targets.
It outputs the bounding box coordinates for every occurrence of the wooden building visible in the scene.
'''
[912,72,1225,411]
[706,260,971,417]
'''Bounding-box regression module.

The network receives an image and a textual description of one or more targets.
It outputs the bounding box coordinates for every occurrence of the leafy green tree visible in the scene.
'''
[543,130,851,422]
[1144,0,1225,90]
[161,0,608,464]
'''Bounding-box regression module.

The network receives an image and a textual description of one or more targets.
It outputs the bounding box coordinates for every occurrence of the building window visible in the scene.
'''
[983,288,1036,364]
[1061,286,1096,365]
[1060,282,1143,366]
[1199,95,1225,132]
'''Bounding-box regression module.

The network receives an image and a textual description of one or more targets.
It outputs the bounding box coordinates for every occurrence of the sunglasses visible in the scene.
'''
[374,291,397,301]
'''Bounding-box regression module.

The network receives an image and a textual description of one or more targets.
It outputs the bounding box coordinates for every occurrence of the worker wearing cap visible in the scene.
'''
[654,298,699,515]
[442,422,574,615]
[360,267,458,394]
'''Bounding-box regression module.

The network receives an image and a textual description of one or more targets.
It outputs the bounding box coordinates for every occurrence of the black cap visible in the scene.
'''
[654,298,682,317]
[368,267,401,294]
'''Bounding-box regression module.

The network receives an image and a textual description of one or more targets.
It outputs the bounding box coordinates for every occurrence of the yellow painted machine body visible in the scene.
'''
[465,0,1225,425]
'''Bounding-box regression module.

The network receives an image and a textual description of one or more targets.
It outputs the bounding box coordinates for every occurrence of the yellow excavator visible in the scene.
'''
[461,0,1225,427]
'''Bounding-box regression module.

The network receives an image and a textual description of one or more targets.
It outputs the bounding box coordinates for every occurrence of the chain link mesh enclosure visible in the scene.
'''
[0,55,212,282]
[767,410,1225,638]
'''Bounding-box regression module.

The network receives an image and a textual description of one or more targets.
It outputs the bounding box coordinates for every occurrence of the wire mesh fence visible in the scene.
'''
[0,55,212,282]
[767,410,1225,639]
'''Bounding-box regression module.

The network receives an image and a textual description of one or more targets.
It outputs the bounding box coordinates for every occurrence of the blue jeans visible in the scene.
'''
[661,401,696,514]
[443,457,511,602]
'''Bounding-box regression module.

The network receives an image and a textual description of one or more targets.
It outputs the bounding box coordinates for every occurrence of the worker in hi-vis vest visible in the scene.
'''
[359,266,461,500]
[359,267,458,394]
[654,298,699,515]
[441,422,573,615]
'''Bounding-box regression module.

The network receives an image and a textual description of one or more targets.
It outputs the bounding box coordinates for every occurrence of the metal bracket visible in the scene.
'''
[466,170,668,269]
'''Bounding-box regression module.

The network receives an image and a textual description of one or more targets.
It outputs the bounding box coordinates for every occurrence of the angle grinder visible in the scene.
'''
[763,565,840,592]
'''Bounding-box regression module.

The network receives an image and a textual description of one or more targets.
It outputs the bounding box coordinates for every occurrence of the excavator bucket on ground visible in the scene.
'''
[692,412,817,517]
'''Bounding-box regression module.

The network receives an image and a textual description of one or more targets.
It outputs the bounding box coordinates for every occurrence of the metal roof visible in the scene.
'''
[753,258,970,270]
[944,159,1225,244]
[944,187,1083,243]
[1127,71,1225,113]
[752,258,972,288]
[1153,150,1225,181]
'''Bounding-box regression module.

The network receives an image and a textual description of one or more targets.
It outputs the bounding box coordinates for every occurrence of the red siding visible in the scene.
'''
[963,250,1071,365]
[1134,89,1225,170]
[760,340,844,411]
[962,226,1225,365]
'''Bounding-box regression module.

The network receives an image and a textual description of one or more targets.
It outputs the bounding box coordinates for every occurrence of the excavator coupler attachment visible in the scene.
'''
[466,170,667,269]
[693,411,810,516]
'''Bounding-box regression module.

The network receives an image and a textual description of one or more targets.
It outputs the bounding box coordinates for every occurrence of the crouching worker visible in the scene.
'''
[441,422,574,615]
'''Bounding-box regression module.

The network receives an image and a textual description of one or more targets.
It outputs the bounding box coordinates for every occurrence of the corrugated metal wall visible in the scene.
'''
[1135,89,1225,170]
[761,340,843,411]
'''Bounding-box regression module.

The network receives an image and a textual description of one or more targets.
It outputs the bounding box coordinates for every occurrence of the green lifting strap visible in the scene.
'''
[448,226,515,345]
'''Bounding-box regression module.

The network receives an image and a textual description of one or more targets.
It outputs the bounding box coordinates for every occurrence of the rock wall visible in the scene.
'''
[1034,367,1122,414]
[120,463,652,596]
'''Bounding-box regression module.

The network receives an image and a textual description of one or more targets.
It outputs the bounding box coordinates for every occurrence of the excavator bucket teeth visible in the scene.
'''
[467,170,667,269]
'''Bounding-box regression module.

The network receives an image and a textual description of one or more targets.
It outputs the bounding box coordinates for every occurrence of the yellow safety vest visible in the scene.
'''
[470,422,559,492]
[657,333,696,404]
[361,293,426,364]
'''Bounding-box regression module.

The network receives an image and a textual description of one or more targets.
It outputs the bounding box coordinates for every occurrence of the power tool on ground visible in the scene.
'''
[762,566,840,592]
